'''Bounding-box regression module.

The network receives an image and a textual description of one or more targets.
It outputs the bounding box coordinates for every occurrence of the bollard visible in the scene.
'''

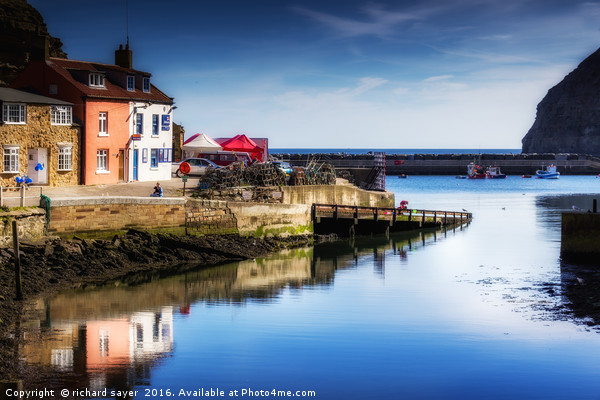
[12,220,22,300]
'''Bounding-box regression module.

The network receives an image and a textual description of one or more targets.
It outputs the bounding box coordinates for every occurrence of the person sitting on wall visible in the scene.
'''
[151,182,163,197]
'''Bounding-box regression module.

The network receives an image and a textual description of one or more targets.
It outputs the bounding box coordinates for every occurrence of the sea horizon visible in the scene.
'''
[270,148,522,155]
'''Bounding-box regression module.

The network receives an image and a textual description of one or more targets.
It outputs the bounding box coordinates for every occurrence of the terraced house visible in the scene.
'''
[0,87,80,187]
[11,42,174,185]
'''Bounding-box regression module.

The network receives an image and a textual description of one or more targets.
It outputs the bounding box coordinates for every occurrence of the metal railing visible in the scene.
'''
[312,203,472,225]
[0,186,44,208]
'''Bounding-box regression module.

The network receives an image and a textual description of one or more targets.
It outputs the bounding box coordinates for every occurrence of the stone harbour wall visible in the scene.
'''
[47,197,186,234]
[561,211,600,262]
[282,185,395,207]
[185,199,238,235]
[35,185,395,238]
[0,208,46,246]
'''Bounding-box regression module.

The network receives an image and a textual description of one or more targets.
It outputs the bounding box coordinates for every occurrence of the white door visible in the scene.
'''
[27,148,48,184]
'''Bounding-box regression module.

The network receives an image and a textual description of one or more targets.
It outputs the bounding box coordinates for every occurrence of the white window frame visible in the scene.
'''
[143,77,150,93]
[96,149,108,173]
[3,146,19,173]
[89,73,105,88]
[58,146,72,171]
[150,148,159,168]
[2,103,26,124]
[152,114,159,136]
[99,112,108,136]
[51,106,72,125]
[136,113,143,135]
[127,76,135,91]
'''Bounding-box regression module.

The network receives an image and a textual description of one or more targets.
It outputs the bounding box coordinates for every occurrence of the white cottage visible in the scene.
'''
[128,101,174,182]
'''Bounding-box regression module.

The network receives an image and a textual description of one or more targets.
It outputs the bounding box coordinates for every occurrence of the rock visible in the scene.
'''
[0,0,67,86]
[522,47,600,155]
[43,244,53,257]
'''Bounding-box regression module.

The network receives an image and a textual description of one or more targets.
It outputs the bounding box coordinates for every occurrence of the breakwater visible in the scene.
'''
[274,153,600,175]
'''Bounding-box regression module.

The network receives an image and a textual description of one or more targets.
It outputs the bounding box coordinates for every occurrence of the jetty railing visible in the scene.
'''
[311,203,472,226]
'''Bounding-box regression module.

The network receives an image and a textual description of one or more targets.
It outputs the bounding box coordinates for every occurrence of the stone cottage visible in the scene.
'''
[0,87,80,186]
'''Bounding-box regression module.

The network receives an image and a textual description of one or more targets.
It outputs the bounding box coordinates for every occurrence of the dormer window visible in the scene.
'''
[89,73,105,88]
[127,76,135,91]
[143,77,150,92]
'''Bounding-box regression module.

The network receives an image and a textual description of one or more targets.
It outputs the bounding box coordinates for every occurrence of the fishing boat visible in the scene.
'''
[536,164,560,179]
[486,166,507,179]
[467,162,486,179]
[521,175,532,178]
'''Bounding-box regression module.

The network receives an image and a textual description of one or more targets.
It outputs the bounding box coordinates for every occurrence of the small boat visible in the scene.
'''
[467,162,486,179]
[521,175,532,178]
[398,174,407,179]
[536,164,560,179]
[486,166,507,179]
[456,175,467,179]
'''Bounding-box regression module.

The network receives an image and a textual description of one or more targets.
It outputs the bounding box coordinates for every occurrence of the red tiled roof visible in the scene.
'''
[48,58,173,104]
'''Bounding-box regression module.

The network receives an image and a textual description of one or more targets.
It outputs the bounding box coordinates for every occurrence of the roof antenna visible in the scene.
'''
[126,0,130,47]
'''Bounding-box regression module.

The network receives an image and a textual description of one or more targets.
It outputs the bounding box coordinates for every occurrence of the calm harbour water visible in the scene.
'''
[21,175,600,400]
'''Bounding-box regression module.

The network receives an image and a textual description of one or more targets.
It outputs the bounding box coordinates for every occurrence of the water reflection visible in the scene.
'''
[21,224,467,393]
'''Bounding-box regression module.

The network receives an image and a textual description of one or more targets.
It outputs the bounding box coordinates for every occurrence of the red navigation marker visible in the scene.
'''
[179,162,191,176]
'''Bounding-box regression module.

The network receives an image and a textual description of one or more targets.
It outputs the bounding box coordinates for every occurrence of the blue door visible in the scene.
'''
[133,149,138,181]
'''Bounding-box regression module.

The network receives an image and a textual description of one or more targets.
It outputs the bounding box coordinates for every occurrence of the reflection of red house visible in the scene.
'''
[86,319,131,370]
[216,135,266,162]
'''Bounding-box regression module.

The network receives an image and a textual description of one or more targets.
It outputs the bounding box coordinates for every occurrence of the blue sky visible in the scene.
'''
[28,0,600,149]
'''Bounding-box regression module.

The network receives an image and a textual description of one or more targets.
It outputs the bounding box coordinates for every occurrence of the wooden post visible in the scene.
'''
[421,210,425,225]
[12,220,22,300]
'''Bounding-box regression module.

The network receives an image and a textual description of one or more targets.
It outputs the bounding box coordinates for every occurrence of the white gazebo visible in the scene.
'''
[182,133,222,158]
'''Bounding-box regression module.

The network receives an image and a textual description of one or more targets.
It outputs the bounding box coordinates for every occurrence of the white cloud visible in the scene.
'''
[422,75,454,82]
[292,4,421,38]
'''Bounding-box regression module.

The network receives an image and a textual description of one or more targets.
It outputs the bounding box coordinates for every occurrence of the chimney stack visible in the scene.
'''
[115,43,132,69]
[29,35,50,62]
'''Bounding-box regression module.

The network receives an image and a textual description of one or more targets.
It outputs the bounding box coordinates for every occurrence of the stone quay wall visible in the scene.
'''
[561,211,600,262]
[282,185,395,208]
[0,208,47,246]
[37,185,395,238]
[47,197,187,234]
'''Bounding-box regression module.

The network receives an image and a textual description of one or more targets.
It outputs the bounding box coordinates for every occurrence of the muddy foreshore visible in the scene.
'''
[0,230,313,382]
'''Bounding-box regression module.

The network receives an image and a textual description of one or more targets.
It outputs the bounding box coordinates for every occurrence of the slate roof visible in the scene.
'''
[47,58,173,104]
[0,87,72,105]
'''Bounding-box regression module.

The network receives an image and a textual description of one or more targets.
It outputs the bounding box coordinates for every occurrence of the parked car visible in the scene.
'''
[270,161,293,176]
[172,158,219,177]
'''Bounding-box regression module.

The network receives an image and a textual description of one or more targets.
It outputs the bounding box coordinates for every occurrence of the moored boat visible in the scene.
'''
[486,166,507,179]
[536,164,560,179]
[467,162,486,179]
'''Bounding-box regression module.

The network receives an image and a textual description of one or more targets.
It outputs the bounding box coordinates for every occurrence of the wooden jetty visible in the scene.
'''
[312,203,472,237]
